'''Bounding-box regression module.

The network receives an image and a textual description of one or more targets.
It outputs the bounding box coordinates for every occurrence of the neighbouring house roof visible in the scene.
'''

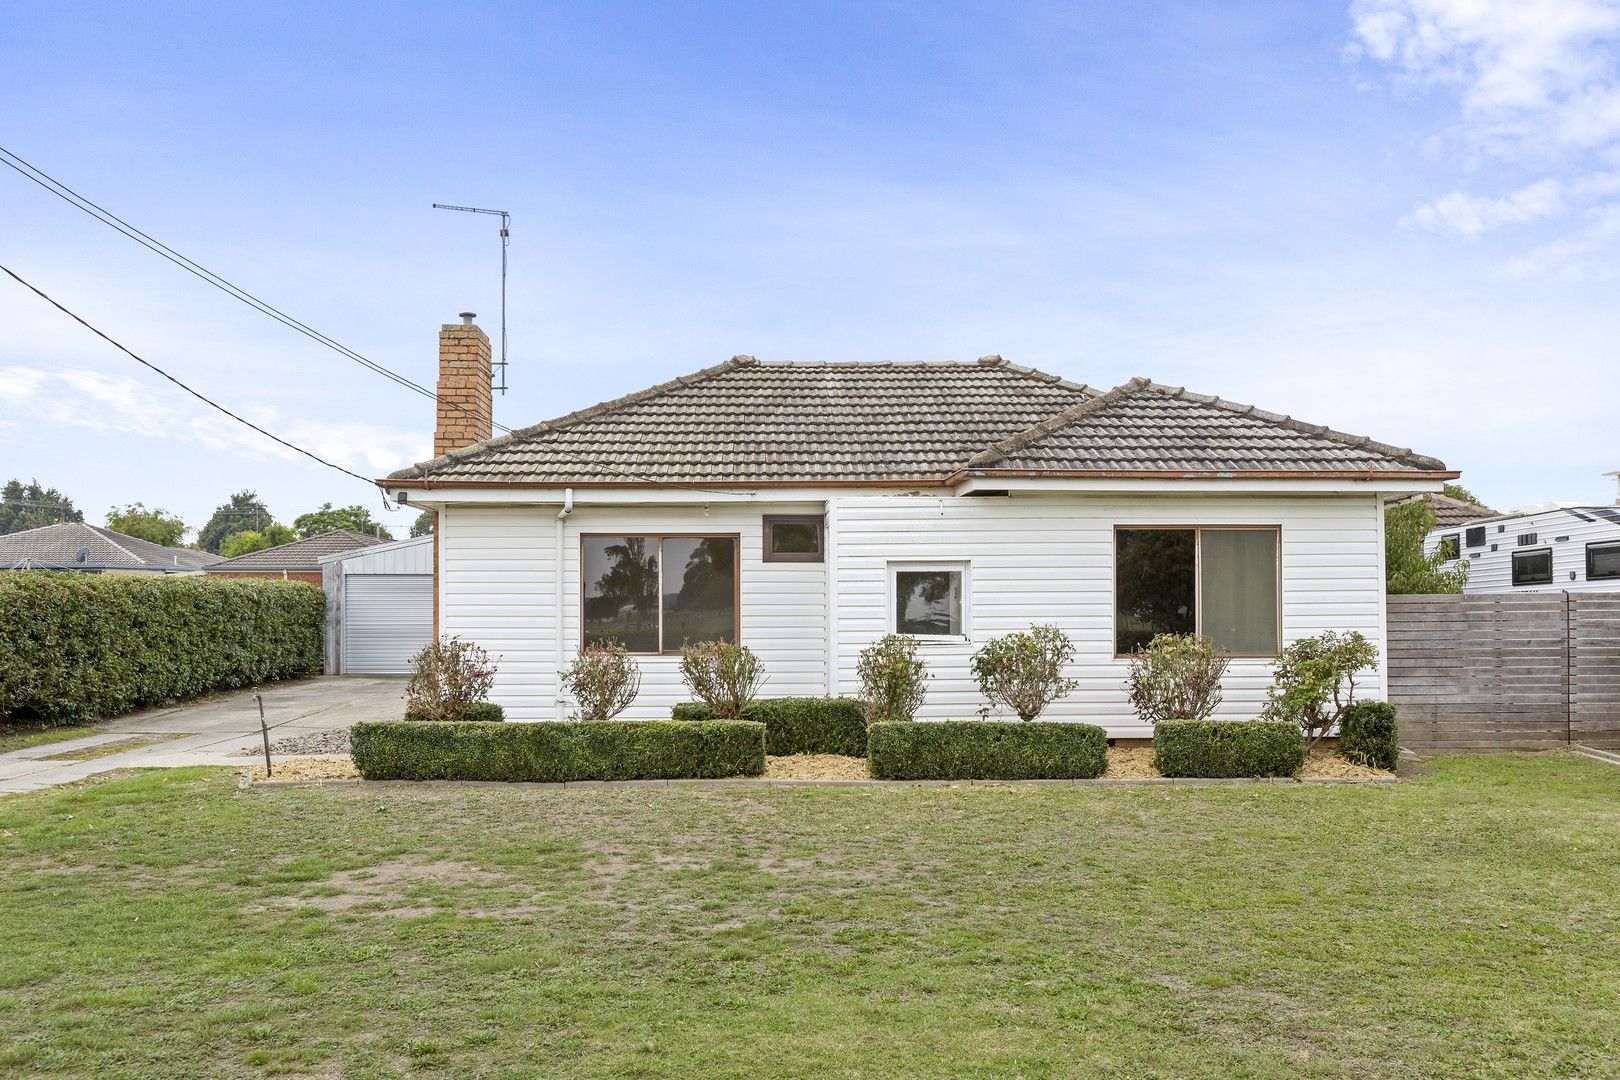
[205,529,386,571]
[1421,493,1499,528]
[0,522,222,572]
[386,355,1452,487]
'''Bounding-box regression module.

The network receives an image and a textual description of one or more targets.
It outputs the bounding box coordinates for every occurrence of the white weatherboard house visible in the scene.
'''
[382,317,1455,736]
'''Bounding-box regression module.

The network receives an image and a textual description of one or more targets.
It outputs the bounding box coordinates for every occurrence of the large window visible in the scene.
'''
[890,563,967,638]
[582,534,738,654]
[1115,527,1280,656]
[1589,541,1620,580]
[1511,548,1553,586]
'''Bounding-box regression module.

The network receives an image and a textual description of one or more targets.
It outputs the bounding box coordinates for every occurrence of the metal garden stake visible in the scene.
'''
[255,689,271,778]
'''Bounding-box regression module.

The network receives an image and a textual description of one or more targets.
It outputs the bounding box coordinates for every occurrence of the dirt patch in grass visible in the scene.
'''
[1106,745,1389,780]
[41,733,188,761]
[764,754,870,780]
[249,856,514,918]
[248,758,359,783]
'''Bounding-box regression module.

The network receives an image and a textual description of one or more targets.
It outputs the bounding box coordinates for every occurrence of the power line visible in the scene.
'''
[1,263,383,491]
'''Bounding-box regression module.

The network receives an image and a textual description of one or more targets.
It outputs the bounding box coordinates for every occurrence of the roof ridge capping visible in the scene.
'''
[967,377,1151,469]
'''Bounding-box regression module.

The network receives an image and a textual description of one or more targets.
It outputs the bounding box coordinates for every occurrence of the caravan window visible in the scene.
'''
[1437,534,1460,561]
[1511,548,1553,586]
[1588,541,1620,580]
[1465,526,1486,548]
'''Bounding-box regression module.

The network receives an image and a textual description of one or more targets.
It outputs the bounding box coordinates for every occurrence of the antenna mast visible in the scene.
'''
[432,202,511,394]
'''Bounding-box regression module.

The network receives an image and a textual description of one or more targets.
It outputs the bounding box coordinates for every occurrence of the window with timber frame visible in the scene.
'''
[581,534,739,654]
[1114,526,1281,657]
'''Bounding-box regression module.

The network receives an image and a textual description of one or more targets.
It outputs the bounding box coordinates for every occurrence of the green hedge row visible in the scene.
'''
[672,697,869,756]
[0,572,324,725]
[350,719,766,782]
[1339,701,1399,770]
[867,720,1108,780]
[404,702,506,723]
[1153,720,1304,778]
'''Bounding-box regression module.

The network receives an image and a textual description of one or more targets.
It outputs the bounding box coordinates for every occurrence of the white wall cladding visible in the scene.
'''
[1424,509,1620,594]
[437,492,1385,733]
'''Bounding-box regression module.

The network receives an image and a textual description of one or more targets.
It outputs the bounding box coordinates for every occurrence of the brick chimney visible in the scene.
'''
[435,312,492,457]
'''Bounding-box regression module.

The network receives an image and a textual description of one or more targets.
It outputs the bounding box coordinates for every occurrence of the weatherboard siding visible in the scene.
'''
[1425,508,1620,594]
[437,492,1386,733]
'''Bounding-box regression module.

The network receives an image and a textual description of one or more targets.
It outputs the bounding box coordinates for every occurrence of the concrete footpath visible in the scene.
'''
[0,676,405,794]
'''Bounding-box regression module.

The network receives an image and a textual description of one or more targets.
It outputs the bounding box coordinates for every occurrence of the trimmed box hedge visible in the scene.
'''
[672,697,869,757]
[403,702,506,723]
[0,571,323,725]
[1339,701,1399,771]
[867,720,1108,780]
[1153,720,1304,778]
[350,719,766,782]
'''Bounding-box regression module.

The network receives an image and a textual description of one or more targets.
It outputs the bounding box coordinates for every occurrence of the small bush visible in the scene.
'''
[1261,631,1378,749]
[0,572,323,726]
[1339,700,1399,770]
[406,637,499,722]
[679,641,765,719]
[405,702,504,723]
[350,719,765,782]
[1125,633,1229,725]
[867,721,1107,780]
[671,697,869,756]
[857,634,928,724]
[1153,720,1304,778]
[560,641,640,721]
[970,624,1079,721]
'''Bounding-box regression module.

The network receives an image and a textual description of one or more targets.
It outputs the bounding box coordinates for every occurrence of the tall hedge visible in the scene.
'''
[867,720,1108,780]
[0,572,325,725]
[672,697,869,757]
[350,719,766,782]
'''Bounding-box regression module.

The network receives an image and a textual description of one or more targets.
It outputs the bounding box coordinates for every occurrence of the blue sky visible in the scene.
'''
[4,1,1619,534]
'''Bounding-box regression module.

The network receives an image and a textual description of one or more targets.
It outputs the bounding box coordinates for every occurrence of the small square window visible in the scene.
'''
[1465,526,1486,548]
[1438,534,1459,561]
[891,563,966,637]
[1512,548,1553,586]
[762,515,824,563]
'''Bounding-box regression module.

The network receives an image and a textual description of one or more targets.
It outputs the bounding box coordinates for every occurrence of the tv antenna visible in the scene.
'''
[432,202,510,394]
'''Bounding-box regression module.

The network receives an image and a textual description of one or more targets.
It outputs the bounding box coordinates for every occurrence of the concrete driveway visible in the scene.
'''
[0,676,405,794]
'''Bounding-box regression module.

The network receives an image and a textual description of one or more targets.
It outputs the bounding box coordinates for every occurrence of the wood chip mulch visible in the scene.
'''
[1105,745,1390,780]
[763,754,871,780]
[248,758,359,783]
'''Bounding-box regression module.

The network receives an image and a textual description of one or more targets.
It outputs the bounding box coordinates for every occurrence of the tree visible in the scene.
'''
[292,502,392,541]
[198,491,273,554]
[0,479,82,534]
[410,510,436,537]
[219,524,298,559]
[1386,498,1468,594]
[1443,482,1484,506]
[105,503,186,547]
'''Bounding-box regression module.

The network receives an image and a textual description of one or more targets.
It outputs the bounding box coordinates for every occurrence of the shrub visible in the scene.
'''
[350,719,765,782]
[405,702,504,723]
[1339,700,1399,770]
[406,637,499,722]
[970,624,1079,721]
[678,641,765,719]
[671,697,869,756]
[856,634,929,724]
[1125,633,1229,725]
[1153,720,1304,779]
[560,641,641,722]
[0,572,323,726]
[1261,631,1378,749]
[867,721,1107,780]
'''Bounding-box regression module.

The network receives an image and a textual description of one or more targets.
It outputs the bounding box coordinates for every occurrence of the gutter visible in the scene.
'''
[554,488,573,719]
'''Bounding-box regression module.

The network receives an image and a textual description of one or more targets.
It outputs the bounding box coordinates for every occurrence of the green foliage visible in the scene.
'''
[197,490,273,554]
[0,479,82,534]
[218,524,298,559]
[679,641,764,719]
[856,634,929,723]
[868,720,1107,780]
[350,719,766,781]
[1339,700,1400,771]
[410,510,436,537]
[405,702,504,723]
[1126,633,1229,725]
[406,637,499,722]
[1153,720,1305,778]
[0,573,322,725]
[104,502,187,547]
[672,697,869,756]
[1386,498,1468,594]
[1261,630,1378,748]
[1443,482,1483,505]
[560,641,641,721]
[970,624,1079,721]
[292,502,392,541]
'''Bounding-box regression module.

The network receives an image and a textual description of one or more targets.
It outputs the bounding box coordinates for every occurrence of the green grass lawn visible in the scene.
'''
[2,756,1618,1078]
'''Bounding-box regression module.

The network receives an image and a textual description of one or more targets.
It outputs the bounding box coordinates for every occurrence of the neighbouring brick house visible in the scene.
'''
[0,522,221,574]
[204,529,385,585]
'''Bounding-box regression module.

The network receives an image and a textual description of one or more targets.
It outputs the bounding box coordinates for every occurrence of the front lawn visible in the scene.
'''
[1,756,1618,1077]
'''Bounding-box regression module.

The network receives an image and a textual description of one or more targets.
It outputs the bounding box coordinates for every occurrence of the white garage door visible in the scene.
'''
[343,575,433,674]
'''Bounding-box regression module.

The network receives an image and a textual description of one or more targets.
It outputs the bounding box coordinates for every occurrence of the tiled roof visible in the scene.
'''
[205,529,385,570]
[387,357,1449,486]
[1425,493,1498,528]
[0,522,222,571]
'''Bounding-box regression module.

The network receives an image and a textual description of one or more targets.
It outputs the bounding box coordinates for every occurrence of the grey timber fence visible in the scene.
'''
[1386,593,1620,751]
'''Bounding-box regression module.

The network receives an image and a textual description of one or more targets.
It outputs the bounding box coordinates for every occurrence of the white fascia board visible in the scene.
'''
[953,475,1448,496]
[386,486,874,509]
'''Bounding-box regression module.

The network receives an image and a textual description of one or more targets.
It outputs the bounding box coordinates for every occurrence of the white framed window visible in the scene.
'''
[888,561,969,639]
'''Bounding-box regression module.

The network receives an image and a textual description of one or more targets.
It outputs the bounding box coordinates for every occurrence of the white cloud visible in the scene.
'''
[1400,177,1567,234]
